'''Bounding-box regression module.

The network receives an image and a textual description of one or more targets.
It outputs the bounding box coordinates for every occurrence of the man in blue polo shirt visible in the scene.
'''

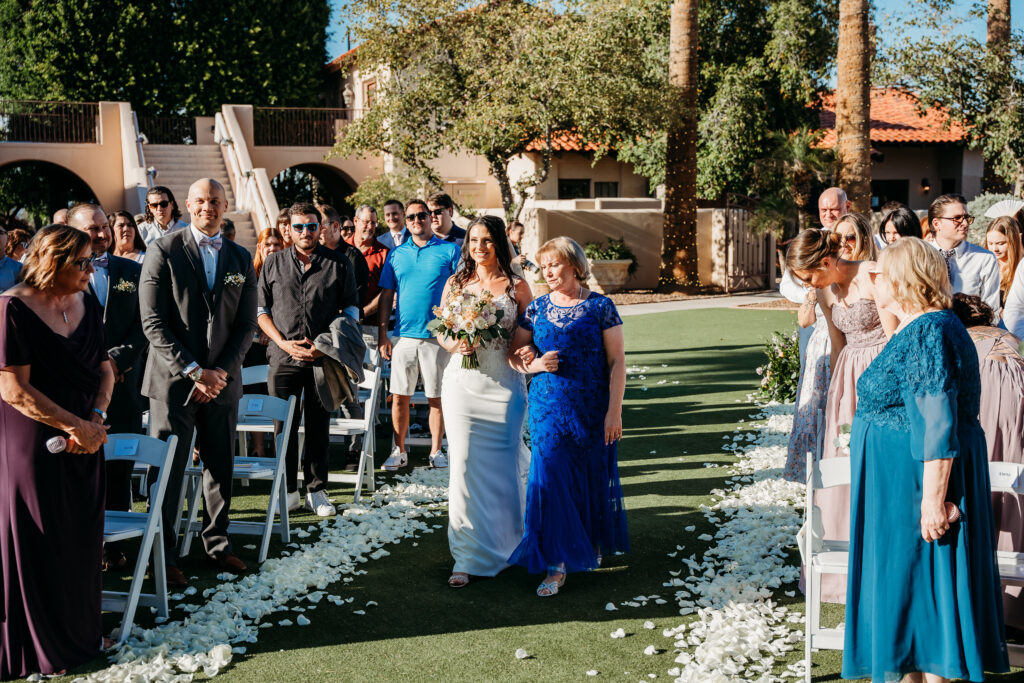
[377,198,461,471]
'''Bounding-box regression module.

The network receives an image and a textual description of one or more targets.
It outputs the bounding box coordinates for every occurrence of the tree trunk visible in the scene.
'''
[988,0,1011,55]
[661,0,700,288]
[490,158,516,224]
[835,0,871,212]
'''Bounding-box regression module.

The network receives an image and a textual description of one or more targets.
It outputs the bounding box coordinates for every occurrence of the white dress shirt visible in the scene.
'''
[90,263,108,308]
[139,218,189,246]
[377,228,408,251]
[1000,260,1024,337]
[190,224,221,290]
[932,240,1001,321]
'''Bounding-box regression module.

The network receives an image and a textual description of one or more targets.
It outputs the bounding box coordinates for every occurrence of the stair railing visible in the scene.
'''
[215,108,278,231]
[118,103,150,214]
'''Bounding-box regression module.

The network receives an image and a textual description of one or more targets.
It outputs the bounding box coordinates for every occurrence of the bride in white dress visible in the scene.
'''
[436,216,533,588]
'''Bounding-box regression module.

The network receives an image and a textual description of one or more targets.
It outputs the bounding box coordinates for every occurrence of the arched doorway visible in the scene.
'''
[0,161,97,229]
[271,163,357,218]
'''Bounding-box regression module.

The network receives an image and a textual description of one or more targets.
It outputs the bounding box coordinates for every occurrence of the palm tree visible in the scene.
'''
[988,0,1011,54]
[661,0,700,287]
[835,0,871,212]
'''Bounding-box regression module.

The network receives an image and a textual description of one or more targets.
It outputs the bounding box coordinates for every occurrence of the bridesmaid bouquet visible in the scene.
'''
[429,287,510,369]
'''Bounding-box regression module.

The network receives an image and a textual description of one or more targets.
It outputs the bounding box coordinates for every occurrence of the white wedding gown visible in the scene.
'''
[441,292,530,576]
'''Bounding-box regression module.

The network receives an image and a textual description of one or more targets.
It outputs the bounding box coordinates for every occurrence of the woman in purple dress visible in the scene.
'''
[0,226,113,679]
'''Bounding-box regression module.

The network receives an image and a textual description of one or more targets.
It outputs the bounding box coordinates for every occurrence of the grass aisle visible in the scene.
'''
[75,307,805,682]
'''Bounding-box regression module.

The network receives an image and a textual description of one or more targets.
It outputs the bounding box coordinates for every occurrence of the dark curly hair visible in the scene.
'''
[143,186,182,224]
[452,215,517,294]
[951,293,994,328]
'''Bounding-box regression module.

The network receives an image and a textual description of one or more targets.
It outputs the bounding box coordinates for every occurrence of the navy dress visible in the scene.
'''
[508,292,629,574]
[843,310,1008,681]
[0,296,106,679]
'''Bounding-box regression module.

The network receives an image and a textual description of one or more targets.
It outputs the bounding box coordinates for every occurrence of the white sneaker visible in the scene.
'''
[277,490,302,514]
[381,446,408,471]
[429,450,449,469]
[305,490,336,517]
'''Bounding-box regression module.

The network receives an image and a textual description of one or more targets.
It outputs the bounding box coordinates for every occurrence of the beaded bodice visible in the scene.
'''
[832,299,887,348]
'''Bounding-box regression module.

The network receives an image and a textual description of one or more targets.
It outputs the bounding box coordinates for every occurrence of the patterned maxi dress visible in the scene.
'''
[508,292,629,573]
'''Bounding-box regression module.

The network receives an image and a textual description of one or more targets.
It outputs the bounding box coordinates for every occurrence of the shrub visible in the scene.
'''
[583,237,638,276]
[754,330,800,403]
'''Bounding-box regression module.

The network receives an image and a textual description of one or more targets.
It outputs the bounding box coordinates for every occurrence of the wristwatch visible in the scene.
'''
[93,408,108,421]
[188,367,205,383]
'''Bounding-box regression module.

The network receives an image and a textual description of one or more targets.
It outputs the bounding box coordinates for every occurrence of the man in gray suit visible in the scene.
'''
[139,178,257,586]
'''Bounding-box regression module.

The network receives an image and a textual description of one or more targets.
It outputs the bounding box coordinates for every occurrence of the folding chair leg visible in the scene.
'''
[179,474,202,557]
[808,567,822,636]
[804,574,813,683]
[260,471,286,564]
[152,527,168,617]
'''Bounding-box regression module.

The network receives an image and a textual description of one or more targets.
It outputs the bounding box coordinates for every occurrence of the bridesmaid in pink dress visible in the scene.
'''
[952,293,1024,631]
[786,220,897,603]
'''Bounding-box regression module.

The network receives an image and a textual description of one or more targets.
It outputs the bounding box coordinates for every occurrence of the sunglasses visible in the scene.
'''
[291,222,320,232]
[840,233,857,243]
[71,257,94,271]
[341,224,355,231]
[148,200,171,209]
[406,212,429,222]
[429,208,447,217]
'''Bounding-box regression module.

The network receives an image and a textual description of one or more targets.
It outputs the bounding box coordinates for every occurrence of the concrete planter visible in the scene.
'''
[587,259,633,294]
[530,279,551,298]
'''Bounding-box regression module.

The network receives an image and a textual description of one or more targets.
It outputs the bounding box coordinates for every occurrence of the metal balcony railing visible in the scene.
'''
[253,107,360,146]
[0,100,99,143]
[137,116,196,145]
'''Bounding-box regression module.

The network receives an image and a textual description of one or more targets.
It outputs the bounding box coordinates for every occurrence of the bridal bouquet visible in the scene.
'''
[428,287,509,369]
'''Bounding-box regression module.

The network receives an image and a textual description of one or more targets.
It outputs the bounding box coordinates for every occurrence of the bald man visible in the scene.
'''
[139,178,257,585]
[780,187,852,363]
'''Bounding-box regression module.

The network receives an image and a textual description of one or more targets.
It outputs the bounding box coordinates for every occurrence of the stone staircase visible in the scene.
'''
[143,144,258,252]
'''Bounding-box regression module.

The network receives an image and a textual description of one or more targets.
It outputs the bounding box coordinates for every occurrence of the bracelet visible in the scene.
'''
[93,408,108,421]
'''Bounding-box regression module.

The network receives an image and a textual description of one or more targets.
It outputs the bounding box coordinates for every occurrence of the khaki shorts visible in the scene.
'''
[390,337,449,398]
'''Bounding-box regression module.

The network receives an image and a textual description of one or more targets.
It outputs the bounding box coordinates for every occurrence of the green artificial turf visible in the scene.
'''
[62,306,1024,682]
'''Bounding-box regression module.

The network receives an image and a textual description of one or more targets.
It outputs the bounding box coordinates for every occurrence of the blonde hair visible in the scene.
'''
[536,236,590,282]
[879,237,952,312]
[785,228,844,280]
[19,225,91,291]
[834,212,877,261]
[987,216,1023,295]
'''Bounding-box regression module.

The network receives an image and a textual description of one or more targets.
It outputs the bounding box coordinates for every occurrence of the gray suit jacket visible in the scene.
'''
[139,229,257,407]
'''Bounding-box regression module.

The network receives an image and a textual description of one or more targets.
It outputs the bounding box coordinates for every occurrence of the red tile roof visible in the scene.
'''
[525,132,597,152]
[818,88,966,145]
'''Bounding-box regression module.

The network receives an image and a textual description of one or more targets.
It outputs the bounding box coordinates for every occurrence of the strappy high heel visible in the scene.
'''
[537,564,566,597]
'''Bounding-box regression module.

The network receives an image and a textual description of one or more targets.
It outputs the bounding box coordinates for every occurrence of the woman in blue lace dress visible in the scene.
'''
[844,237,1007,682]
[508,237,628,597]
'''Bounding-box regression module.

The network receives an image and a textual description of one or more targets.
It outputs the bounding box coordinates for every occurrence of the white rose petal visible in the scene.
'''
[610,628,626,639]
[296,615,310,626]
[586,670,599,676]
[643,645,658,655]
[643,621,655,630]
[514,648,529,660]
[605,602,617,611]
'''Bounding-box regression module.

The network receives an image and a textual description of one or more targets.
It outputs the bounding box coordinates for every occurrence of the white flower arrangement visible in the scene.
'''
[427,286,509,369]
[832,423,852,455]
[223,272,246,287]
[112,278,137,294]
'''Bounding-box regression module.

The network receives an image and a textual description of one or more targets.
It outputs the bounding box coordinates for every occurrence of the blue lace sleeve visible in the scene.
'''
[899,316,960,461]
[518,297,539,332]
[597,296,623,330]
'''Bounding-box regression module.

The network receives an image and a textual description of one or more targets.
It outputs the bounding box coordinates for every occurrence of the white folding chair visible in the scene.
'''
[237,364,271,488]
[179,394,298,563]
[241,364,269,387]
[797,410,850,682]
[102,433,178,645]
[299,348,384,502]
[989,460,1024,667]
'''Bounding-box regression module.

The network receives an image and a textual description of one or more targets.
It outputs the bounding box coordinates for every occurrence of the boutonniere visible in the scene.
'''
[113,278,137,294]
[224,273,246,287]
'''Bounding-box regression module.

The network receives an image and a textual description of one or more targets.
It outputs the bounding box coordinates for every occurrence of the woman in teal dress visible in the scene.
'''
[844,237,1008,682]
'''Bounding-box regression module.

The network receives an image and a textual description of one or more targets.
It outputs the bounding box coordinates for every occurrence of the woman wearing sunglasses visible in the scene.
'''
[833,212,877,262]
[786,226,897,603]
[0,225,114,678]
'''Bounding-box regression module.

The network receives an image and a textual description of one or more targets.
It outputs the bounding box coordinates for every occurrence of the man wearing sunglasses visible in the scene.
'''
[928,193,1000,322]
[377,198,461,471]
[138,186,189,246]
[426,192,466,246]
[0,227,20,291]
[258,203,360,517]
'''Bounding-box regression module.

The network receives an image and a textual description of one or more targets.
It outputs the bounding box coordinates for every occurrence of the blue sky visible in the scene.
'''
[326,0,1024,62]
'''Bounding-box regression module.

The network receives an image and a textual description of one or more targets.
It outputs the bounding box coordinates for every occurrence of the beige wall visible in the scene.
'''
[872,145,977,210]
[0,101,131,213]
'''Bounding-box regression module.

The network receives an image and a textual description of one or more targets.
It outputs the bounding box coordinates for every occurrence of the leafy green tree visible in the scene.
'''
[879,0,1024,195]
[344,170,430,214]
[334,0,580,222]
[0,0,329,116]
